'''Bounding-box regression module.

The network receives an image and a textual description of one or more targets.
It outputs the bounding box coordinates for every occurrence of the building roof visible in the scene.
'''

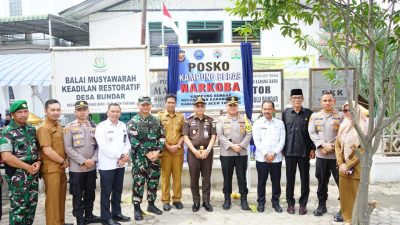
[0,14,89,45]
[0,53,51,86]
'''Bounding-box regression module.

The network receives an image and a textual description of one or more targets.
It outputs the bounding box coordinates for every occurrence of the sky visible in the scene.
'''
[0,0,86,17]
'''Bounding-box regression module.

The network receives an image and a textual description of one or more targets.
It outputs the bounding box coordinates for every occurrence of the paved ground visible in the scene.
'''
[1,181,400,225]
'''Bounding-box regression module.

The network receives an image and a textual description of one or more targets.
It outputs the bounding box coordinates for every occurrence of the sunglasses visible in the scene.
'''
[343,109,351,113]
[195,104,205,108]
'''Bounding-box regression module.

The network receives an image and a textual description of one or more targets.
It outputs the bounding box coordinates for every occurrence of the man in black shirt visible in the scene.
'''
[282,89,315,215]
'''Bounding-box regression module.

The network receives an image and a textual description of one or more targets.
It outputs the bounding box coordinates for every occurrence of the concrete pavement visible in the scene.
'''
[2,180,400,225]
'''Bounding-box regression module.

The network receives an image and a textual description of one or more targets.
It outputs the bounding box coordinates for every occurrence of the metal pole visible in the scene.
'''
[140,0,147,45]
[48,17,53,48]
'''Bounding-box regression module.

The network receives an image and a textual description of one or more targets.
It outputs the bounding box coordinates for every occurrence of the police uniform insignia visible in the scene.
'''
[80,101,84,106]
[192,130,196,135]
[22,103,26,108]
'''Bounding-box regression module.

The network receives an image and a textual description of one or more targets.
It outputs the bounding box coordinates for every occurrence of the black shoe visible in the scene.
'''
[173,201,184,209]
[334,211,344,222]
[222,198,231,210]
[163,203,171,211]
[287,205,295,214]
[241,199,250,210]
[64,223,74,225]
[192,202,200,212]
[313,206,327,216]
[101,219,120,225]
[272,203,283,213]
[85,214,101,224]
[147,205,163,215]
[202,202,213,212]
[76,218,86,225]
[112,214,130,222]
[299,205,308,215]
[134,208,143,221]
[257,204,265,212]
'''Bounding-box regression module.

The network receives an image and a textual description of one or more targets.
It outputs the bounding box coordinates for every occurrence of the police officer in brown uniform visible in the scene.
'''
[64,101,101,225]
[183,96,217,212]
[37,99,72,225]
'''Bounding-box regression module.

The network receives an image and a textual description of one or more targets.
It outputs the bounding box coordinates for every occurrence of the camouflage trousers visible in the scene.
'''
[5,169,39,225]
[132,156,160,204]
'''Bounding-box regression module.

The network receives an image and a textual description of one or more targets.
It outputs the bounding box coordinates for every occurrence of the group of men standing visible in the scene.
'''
[0,88,344,224]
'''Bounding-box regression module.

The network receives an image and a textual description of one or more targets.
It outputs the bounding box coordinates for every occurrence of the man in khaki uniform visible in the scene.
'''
[216,96,252,210]
[183,96,217,212]
[64,101,100,225]
[308,92,343,221]
[157,94,185,211]
[37,99,72,225]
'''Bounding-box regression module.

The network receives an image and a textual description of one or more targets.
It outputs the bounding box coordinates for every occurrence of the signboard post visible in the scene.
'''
[253,70,284,111]
[309,68,355,110]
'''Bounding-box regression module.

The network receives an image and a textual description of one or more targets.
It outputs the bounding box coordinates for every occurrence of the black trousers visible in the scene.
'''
[69,170,97,219]
[285,156,310,206]
[315,157,339,206]
[256,161,281,205]
[99,168,125,220]
[220,155,248,197]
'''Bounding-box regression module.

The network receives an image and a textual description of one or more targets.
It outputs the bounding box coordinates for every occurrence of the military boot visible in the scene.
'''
[240,196,250,210]
[147,201,163,215]
[222,194,231,210]
[133,203,143,221]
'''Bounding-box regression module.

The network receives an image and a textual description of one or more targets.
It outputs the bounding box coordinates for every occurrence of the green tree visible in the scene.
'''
[227,1,400,224]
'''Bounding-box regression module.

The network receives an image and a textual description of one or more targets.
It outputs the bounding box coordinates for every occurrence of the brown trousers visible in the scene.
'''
[187,150,213,203]
[42,171,67,225]
[160,154,184,203]
[339,175,360,223]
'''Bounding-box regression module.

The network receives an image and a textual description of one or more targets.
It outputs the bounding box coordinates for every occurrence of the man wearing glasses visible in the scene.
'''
[216,96,252,210]
[282,89,315,215]
[183,96,217,212]
[308,92,343,221]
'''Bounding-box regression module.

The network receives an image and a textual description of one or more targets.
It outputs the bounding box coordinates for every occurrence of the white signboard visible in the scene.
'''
[52,47,148,113]
[253,70,283,110]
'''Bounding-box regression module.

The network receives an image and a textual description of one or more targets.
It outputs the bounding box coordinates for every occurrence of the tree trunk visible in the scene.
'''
[352,148,374,224]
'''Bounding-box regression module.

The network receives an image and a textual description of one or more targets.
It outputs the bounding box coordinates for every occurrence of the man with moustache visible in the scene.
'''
[0,100,41,225]
[253,100,285,213]
[64,101,101,225]
[95,103,131,225]
[157,94,185,211]
[127,96,165,221]
[183,96,217,212]
[216,96,252,210]
[37,99,73,225]
[282,89,315,215]
[308,92,343,221]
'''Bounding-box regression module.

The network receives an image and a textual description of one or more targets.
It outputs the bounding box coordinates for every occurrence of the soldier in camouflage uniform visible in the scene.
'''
[0,100,41,225]
[127,96,165,221]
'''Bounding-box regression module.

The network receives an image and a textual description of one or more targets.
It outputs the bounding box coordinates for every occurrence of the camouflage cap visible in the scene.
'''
[193,96,206,105]
[10,100,28,113]
[138,96,152,105]
[226,96,239,105]
[75,100,89,109]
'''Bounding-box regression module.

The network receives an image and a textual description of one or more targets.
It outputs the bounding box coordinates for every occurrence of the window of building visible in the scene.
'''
[232,21,261,55]
[149,22,178,56]
[187,21,223,44]
[9,0,22,16]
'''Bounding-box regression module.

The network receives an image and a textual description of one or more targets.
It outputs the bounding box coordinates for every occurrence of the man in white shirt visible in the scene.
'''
[252,100,285,213]
[95,103,131,225]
